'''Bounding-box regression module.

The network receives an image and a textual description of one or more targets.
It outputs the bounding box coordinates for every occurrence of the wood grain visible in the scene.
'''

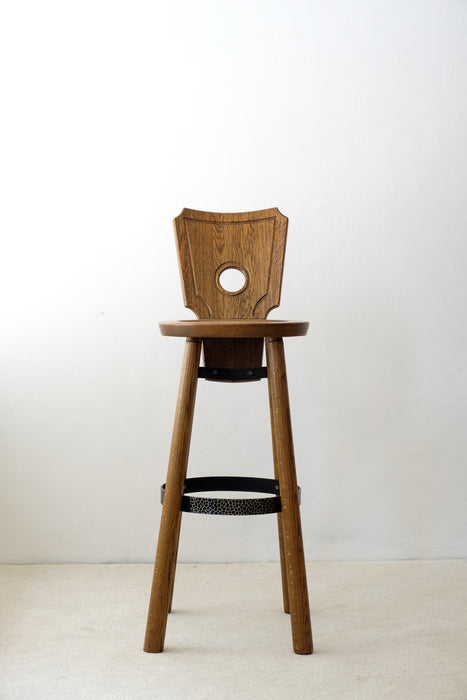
[266,337,313,654]
[159,319,309,338]
[144,338,201,653]
[145,208,313,655]
[202,337,264,373]
[174,207,288,319]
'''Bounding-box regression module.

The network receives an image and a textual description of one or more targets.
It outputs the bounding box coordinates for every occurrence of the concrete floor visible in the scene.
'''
[0,561,465,699]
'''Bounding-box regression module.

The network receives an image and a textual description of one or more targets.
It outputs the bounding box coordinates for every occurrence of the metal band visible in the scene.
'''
[160,476,301,516]
[198,367,267,381]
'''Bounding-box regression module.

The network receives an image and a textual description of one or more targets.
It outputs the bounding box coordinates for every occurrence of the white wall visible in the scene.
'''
[1,0,466,563]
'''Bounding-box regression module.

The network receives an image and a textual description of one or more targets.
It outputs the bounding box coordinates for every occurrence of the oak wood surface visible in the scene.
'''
[144,338,201,653]
[173,207,288,319]
[145,208,313,654]
[167,511,182,614]
[159,319,309,338]
[202,337,264,372]
[266,338,313,654]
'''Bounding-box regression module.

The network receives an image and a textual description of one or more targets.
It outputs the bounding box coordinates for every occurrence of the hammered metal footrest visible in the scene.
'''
[160,476,301,516]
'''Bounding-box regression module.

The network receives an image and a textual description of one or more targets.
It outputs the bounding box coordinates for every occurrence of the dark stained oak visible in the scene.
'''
[200,337,265,372]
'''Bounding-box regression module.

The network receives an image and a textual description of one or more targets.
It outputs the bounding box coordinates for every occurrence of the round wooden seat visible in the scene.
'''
[159,319,309,338]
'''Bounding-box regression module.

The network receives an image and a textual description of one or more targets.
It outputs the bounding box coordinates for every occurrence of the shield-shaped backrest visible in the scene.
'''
[174,208,288,319]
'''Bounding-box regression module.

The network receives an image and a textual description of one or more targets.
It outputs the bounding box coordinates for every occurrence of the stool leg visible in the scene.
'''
[266,337,313,655]
[275,484,290,614]
[272,430,290,613]
[167,511,182,613]
[144,338,201,653]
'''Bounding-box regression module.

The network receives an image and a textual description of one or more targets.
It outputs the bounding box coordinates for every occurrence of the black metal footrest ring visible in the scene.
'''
[160,476,301,516]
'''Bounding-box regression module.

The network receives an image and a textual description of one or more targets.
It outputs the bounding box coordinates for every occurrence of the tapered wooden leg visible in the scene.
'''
[266,337,313,655]
[276,494,290,614]
[273,447,290,613]
[167,512,182,613]
[144,338,201,653]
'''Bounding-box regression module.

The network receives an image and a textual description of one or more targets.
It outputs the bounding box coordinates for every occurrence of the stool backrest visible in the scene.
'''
[173,208,288,319]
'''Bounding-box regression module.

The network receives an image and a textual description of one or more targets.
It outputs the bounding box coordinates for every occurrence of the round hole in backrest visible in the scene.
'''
[218,266,247,294]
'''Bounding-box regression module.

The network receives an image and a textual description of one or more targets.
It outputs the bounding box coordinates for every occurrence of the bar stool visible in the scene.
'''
[144,208,313,655]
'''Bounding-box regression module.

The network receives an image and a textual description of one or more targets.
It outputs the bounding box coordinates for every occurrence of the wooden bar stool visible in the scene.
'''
[144,208,313,655]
